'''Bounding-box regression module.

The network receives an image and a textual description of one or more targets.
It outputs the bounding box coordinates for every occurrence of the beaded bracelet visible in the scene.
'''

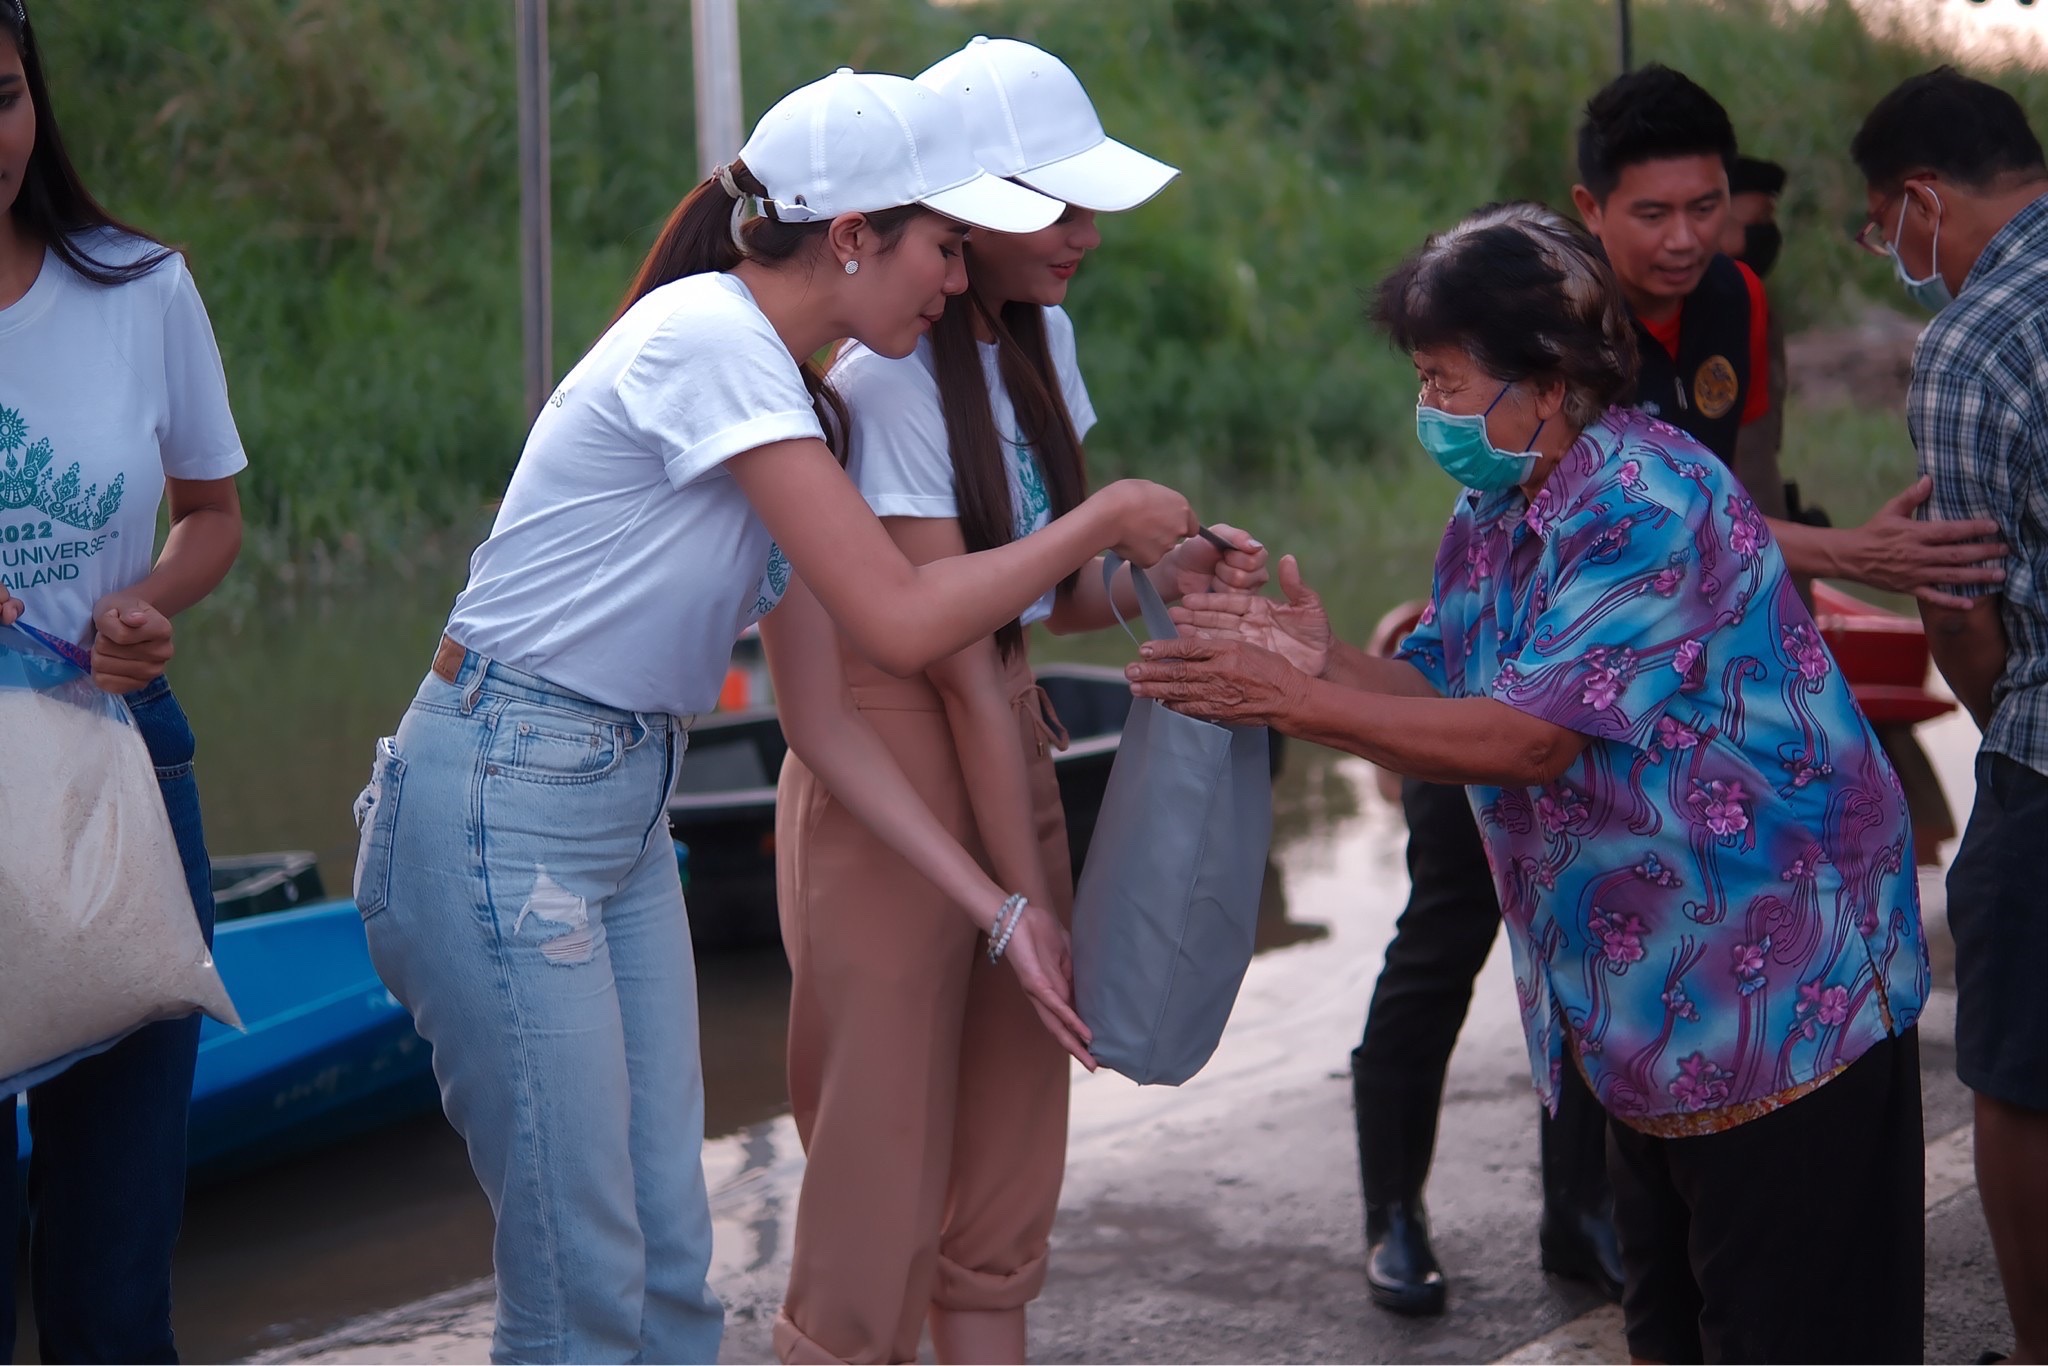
[987,893,1029,964]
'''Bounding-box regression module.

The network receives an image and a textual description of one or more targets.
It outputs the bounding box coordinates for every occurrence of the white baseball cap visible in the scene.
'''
[918,37,1180,214]
[737,67,1062,234]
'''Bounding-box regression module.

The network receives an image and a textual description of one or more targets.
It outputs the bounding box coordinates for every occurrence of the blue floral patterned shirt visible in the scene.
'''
[1398,407,1929,1135]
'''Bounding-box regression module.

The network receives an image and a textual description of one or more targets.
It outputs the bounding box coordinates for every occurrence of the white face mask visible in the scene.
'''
[1889,187,1953,313]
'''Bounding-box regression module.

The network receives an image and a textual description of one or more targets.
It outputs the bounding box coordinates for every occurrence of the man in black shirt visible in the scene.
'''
[1574,66,2005,594]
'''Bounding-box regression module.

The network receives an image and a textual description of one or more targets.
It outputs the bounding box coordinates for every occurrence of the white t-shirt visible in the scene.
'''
[447,272,823,717]
[829,306,1097,627]
[0,232,247,645]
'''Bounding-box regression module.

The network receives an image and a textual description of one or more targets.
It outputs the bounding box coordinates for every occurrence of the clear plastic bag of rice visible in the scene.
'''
[0,623,240,1095]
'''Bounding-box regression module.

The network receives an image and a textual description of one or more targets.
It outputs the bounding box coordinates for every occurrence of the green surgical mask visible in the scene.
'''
[1415,383,1544,492]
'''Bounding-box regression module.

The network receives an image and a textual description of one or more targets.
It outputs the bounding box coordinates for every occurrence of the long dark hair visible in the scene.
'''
[2,2,176,285]
[927,279,1089,657]
[616,159,924,464]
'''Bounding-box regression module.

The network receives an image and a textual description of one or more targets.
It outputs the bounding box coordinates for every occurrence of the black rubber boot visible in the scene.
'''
[1353,1059,1447,1316]
[1536,1065,1624,1304]
[1366,1200,1447,1316]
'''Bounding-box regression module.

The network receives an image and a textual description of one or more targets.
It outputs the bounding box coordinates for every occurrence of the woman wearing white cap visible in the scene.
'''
[765,39,1254,1365]
[349,68,1198,1366]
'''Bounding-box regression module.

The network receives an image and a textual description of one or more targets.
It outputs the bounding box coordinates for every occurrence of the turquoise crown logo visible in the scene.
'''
[0,404,126,530]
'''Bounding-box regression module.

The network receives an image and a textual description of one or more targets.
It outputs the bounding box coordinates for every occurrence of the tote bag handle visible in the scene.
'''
[1103,553,1180,646]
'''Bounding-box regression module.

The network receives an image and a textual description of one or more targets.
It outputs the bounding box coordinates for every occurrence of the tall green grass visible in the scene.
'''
[33,0,2041,576]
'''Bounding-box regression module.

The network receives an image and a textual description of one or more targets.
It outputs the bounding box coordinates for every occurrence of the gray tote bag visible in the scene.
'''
[1071,555,1274,1085]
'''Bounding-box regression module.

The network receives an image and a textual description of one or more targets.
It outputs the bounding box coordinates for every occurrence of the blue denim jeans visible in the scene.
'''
[355,652,720,1365]
[1,677,216,1364]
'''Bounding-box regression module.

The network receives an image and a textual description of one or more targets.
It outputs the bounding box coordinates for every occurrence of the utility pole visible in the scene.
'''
[516,0,553,417]
[1617,0,1634,74]
[692,0,745,178]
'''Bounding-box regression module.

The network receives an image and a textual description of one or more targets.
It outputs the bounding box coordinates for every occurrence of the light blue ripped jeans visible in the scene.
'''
[352,649,719,1365]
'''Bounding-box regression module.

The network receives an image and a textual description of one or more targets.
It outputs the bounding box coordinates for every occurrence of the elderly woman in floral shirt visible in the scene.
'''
[1130,203,1930,1363]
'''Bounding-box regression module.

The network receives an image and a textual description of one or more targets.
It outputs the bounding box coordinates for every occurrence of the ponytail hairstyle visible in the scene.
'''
[926,275,1090,658]
[615,159,925,464]
[2,0,177,286]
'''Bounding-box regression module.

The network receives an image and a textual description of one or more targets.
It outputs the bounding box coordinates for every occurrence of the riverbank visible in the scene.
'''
[255,707,2012,1366]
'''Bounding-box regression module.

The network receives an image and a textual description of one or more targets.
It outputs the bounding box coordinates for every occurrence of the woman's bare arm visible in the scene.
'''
[728,438,1194,676]
[759,574,1094,1064]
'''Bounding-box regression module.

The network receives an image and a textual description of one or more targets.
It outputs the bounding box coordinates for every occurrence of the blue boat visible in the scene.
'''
[14,897,441,1183]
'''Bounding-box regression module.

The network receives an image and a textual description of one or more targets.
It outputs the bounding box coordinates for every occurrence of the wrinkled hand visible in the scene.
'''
[1169,554,1332,677]
[1158,523,1268,598]
[1002,902,1096,1069]
[89,591,173,694]
[1095,479,1199,568]
[1845,477,2007,609]
[0,586,20,629]
[1125,634,1312,726]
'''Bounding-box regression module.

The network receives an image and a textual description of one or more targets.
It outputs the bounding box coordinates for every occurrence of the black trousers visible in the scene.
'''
[1609,1029,1924,1363]
[1352,778,1608,1215]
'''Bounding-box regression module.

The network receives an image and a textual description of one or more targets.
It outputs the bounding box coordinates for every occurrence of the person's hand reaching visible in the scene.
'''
[1156,523,1268,599]
[1170,554,1332,677]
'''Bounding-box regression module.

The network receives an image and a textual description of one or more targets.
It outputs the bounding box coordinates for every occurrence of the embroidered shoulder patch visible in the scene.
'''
[1692,355,1740,421]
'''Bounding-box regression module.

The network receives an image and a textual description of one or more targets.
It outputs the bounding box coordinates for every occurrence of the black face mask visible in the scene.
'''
[1741,222,1782,279]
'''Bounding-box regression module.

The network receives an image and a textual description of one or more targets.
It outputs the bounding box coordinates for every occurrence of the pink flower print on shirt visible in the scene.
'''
[1655,715,1701,752]
[1732,935,1771,995]
[1792,979,1854,1038]
[1418,601,1437,628]
[1634,852,1683,888]
[1464,538,1491,590]
[1662,982,1702,1022]
[1781,622,1832,683]
[1418,408,1926,1126]
[1671,637,1704,689]
[1536,784,1588,834]
[1617,459,1645,491]
[1669,1052,1735,1112]
[1782,855,1819,883]
[1781,750,1835,791]
[1581,645,1637,710]
[1591,908,1648,967]
[1685,778,1751,838]
[1727,493,1767,558]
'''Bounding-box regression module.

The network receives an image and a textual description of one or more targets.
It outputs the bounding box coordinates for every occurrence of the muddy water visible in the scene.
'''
[9,559,1366,1365]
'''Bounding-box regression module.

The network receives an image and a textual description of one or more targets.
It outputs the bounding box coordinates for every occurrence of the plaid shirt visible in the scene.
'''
[1909,191,2048,775]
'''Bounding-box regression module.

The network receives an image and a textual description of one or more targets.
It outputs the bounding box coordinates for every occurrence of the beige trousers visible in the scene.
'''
[772,645,1075,1365]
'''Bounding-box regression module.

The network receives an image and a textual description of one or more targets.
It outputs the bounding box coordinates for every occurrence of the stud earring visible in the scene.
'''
[844,260,859,276]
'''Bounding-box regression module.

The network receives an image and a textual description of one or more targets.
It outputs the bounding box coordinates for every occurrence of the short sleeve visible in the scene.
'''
[831,347,960,519]
[156,259,248,481]
[1394,498,1469,695]
[1393,599,1450,695]
[1491,480,1737,747]
[1043,306,1097,442]
[1908,364,2024,602]
[614,292,824,491]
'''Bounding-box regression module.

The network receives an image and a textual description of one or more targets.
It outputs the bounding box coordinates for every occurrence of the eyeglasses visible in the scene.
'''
[1850,215,1893,259]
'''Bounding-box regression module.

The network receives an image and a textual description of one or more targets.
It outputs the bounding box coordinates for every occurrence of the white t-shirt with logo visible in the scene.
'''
[830,305,1097,626]
[447,272,823,717]
[0,233,247,645]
